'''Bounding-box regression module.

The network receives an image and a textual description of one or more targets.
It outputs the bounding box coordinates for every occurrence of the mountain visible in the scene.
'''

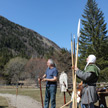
[0,15,61,68]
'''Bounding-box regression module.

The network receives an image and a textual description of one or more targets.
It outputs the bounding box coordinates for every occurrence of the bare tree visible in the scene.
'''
[24,57,47,87]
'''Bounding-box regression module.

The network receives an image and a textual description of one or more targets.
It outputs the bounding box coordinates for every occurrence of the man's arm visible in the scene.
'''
[73,67,96,82]
[42,74,46,79]
[76,69,96,82]
[38,74,46,81]
[42,76,57,82]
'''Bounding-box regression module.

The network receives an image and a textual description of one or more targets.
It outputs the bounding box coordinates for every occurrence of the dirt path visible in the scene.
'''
[0,93,42,108]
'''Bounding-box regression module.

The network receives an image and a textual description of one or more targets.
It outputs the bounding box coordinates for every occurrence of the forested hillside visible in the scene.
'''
[0,16,62,84]
[0,0,108,85]
[0,16,61,69]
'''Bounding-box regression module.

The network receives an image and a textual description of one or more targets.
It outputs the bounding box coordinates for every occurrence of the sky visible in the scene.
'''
[0,0,108,50]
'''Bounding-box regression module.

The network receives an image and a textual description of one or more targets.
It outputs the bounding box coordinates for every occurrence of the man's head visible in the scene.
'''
[47,59,55,68]
[84,54,96,70]
[86,54,96,64]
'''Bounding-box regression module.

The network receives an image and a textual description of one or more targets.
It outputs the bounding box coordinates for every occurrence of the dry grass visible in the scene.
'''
[0,87,71,108]
[0,96,16,108]
[0,96,8,108]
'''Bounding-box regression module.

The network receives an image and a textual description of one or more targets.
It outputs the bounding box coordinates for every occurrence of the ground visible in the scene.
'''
[0,86,107,108]
[0,93,41,108]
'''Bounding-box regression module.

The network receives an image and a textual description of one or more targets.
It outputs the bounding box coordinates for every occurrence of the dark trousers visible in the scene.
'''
[81,103,94,108]
[44,86,57,108]
[69,102,80,108]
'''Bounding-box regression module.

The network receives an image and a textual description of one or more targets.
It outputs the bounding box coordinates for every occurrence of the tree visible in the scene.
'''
[54,48,73,83]
[4,57,28,84]
[79,0,108,81]
[24,58,47,87]
[0,48,13,70]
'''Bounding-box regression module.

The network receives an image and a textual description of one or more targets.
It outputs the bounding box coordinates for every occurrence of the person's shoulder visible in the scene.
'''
[89,64,99,70]
[87,64,96,68]
[53,67,57,70]
[53,67,58,72]
[86,64,99,72]
[86,64,95,72]
[46,67,49,71]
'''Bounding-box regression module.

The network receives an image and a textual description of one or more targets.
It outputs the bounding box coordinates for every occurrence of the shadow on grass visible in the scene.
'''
[0,106,8,108]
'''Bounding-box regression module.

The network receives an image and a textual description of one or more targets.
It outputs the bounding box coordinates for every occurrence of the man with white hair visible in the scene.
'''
[40,59,58,108]
[74,54,100,108]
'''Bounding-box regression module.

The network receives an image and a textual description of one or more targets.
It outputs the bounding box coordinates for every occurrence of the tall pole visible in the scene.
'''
[71,34,74,85]
[64,92,66,104]
[74,38,79,108]
[63,81,67,104]
[60,19,81,108]
[74,34,78,108]
[71,34,75,108]
[75,19,81,108]
[39,80,44,108]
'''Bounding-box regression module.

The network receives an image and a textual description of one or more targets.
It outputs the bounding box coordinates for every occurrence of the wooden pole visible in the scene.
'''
[60,100,72,108]
[75,38,79,69]
[39,80,44,108]
[71,34,75,108]
[73,35,78,108]
[62,81,67,104]
[75,37,79,108]
[63,81,71,96]
[16,84,18,97]
[16,87,18,96]
[74,19,81,108]
[64,92,66,104]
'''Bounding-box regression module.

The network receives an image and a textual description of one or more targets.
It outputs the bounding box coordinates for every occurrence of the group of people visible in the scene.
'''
[38,54,100,108]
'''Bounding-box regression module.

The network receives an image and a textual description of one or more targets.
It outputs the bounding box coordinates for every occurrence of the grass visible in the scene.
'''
[0,96,10,108]
[0,87,71,108]
[0,87,107,108]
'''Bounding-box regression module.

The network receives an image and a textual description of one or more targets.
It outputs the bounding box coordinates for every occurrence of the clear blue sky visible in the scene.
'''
[0,0,108,50]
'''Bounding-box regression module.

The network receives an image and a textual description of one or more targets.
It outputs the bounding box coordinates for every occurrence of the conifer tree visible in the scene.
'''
[79,0,108,81]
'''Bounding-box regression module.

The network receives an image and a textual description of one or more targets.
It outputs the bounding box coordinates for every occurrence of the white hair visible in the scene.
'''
[48,59,55,65]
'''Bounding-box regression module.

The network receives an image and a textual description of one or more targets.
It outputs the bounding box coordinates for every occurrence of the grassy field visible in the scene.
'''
[0,87,107,108]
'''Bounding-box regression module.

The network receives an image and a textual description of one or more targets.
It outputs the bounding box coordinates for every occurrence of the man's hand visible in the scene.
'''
[38,74,46,82]
[38,78,41,82]
[42,78,47,82]
[72,66,79,71]
[42,76,57,82]
[75,67,79,71]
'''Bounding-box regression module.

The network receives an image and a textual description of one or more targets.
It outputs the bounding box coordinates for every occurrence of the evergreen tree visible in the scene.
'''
[79,0,108,81]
